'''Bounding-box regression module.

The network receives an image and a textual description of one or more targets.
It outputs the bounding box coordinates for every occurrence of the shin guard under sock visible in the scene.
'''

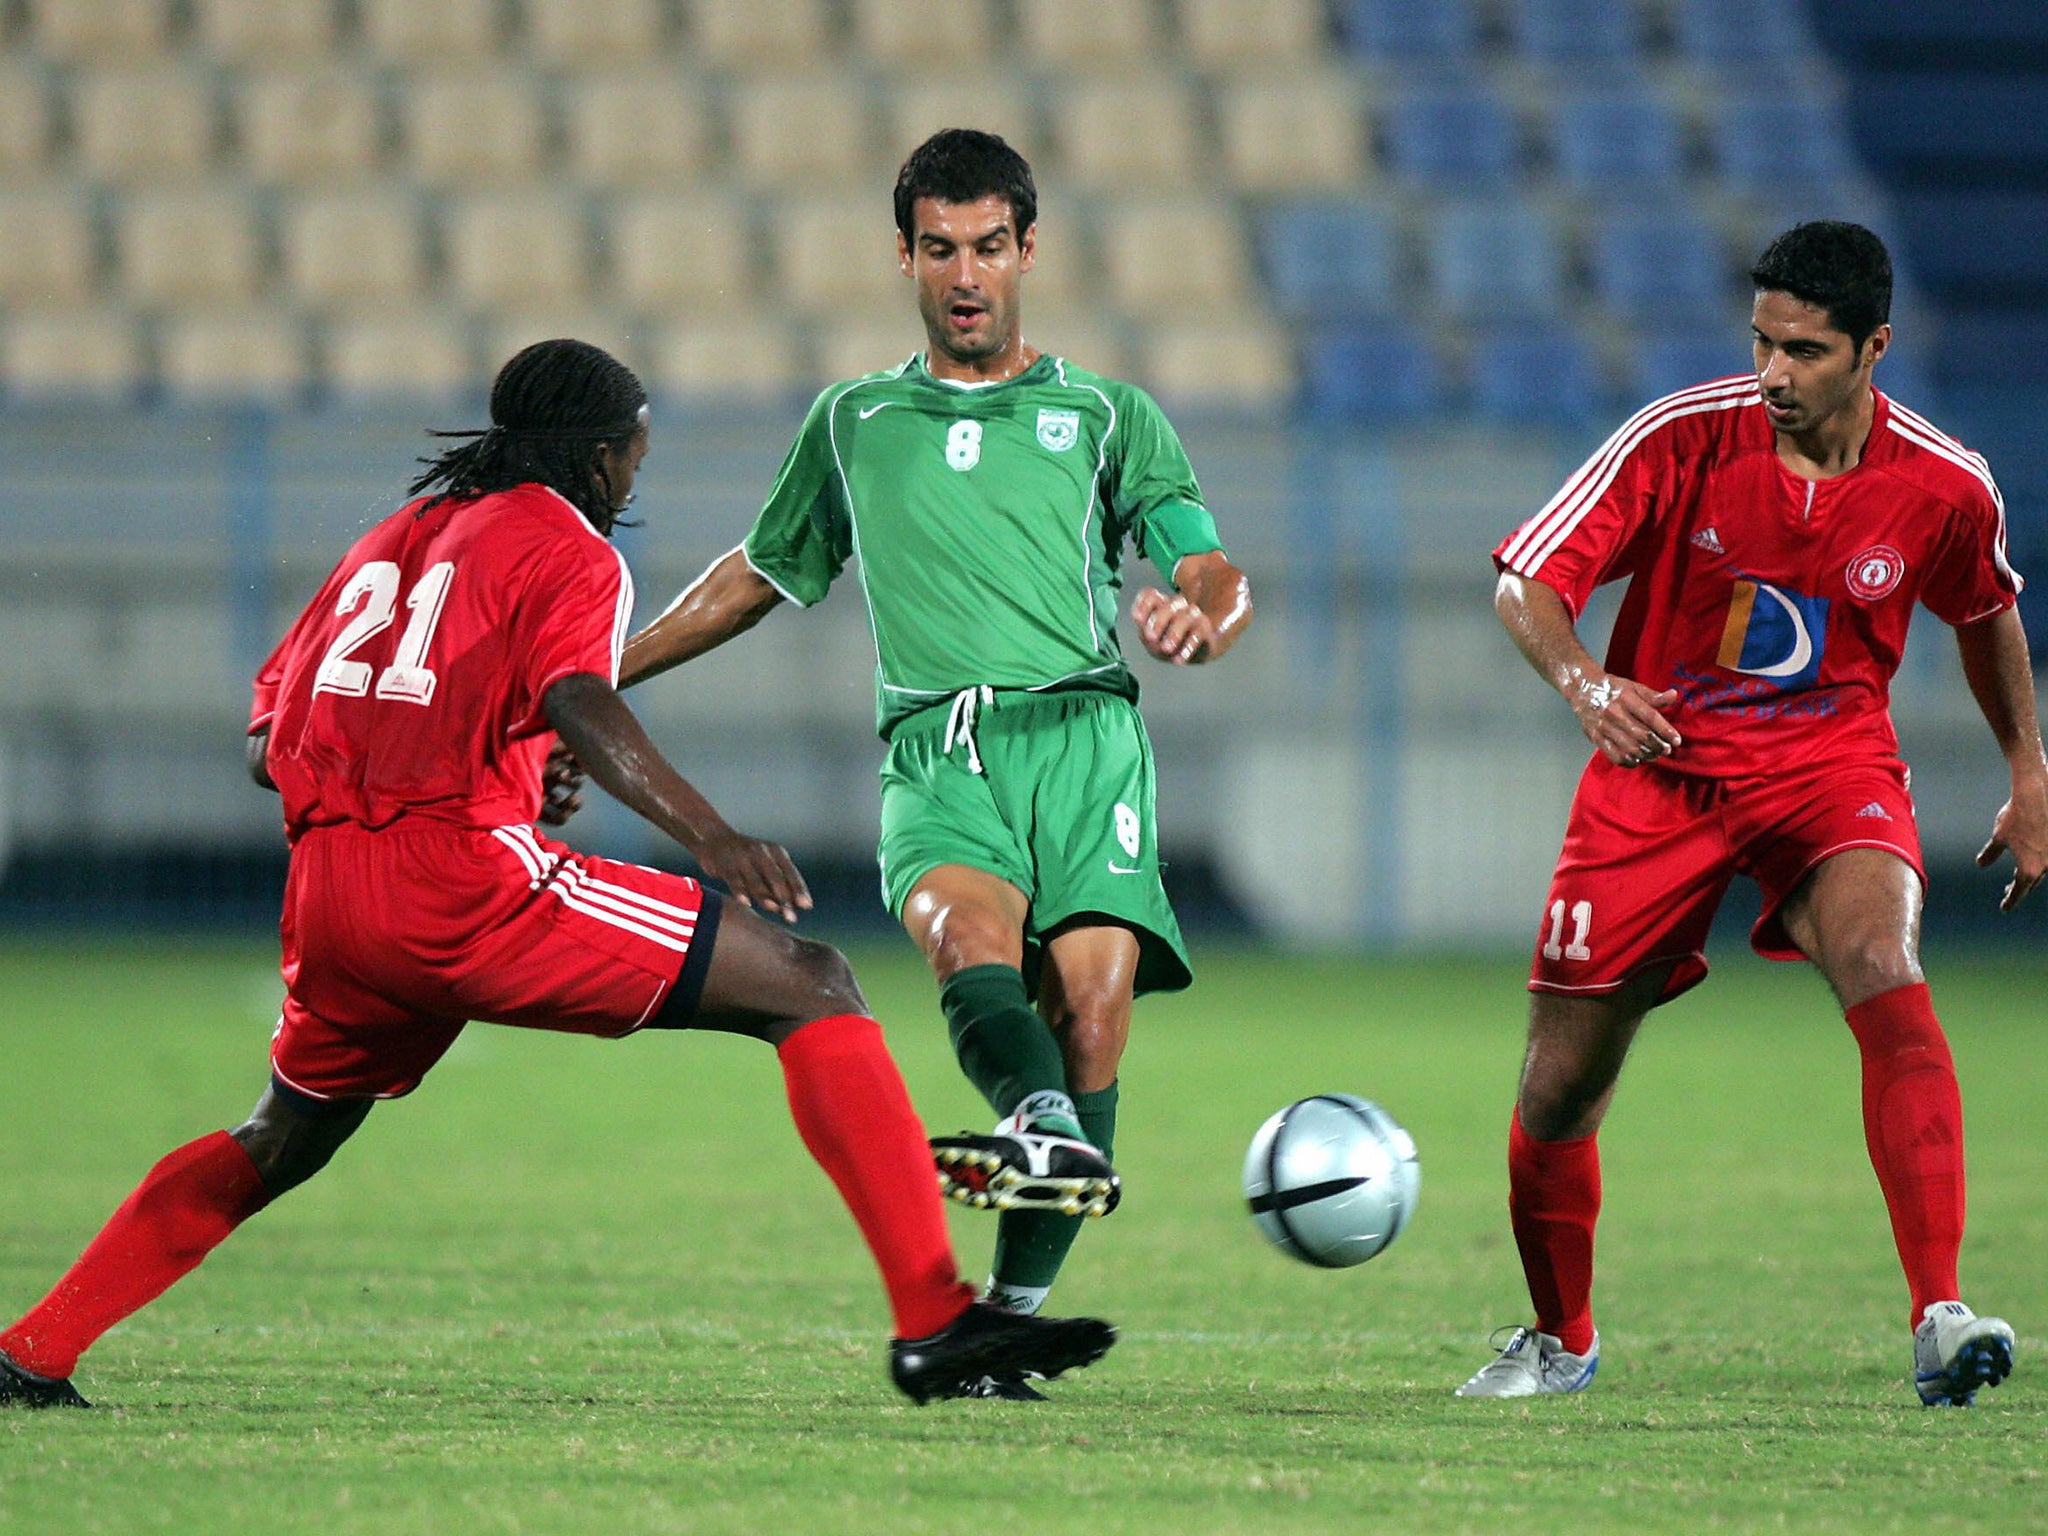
[1507,1108,1600,1357]
[990,1082,1120,1301]
[940,964,1075,1130]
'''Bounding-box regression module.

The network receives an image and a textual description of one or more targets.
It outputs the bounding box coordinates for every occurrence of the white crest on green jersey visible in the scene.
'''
[1036,407,1081,453]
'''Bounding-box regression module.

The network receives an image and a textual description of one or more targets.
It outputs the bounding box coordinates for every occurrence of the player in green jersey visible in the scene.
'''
[619,131,1252,1395]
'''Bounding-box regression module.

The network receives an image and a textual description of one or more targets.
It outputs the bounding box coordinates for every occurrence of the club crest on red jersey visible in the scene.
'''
[1845,545,1905,602]
[1717,579,1828,691]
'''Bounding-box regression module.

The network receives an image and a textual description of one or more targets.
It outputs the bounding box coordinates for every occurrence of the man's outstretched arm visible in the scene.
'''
[1495,571,1682,768]
[1132,550,1252,666]
[1954,605,2048,911]
[620,547,784,689]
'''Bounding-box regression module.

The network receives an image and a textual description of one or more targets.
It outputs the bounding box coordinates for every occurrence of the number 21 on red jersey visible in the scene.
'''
[312,560,455,707]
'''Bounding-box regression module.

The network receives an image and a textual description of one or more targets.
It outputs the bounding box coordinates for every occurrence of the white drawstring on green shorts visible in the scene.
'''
[942,685,995,775]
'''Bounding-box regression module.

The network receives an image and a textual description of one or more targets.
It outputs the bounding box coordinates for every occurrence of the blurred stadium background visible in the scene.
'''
[0,0,2042,947]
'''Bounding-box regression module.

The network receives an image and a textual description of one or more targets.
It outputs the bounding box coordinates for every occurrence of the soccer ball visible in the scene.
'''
[1243,1095,1419,1268]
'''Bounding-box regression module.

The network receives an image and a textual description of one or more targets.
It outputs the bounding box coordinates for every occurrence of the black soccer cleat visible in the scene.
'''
[962,1372,1051,1402]
[0,1350,91,1410]
[930,1117,1122,1218]
[889,1302,1116,1405]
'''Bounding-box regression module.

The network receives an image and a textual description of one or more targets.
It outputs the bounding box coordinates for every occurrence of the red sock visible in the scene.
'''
[1508,1107,1600,1356]
[2,1130,269,1379]
[1844,983,1964,1328]
[777,1015,974,1341]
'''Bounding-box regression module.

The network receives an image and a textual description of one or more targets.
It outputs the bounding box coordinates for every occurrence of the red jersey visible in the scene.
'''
[1495,378,2021,778]
[251,483,632,842]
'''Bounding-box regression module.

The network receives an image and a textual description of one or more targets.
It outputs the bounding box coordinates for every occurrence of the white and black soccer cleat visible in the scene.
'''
[1914,1301,2014,1407]
[930,1113,1122,1218]
[1453,1326,1598,1398]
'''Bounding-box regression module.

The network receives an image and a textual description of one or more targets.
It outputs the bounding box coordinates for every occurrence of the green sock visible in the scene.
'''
[990,1081,1120,1299]
[940,964,1076,1133]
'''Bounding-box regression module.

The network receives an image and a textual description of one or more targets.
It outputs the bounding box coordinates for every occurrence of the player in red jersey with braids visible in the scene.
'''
[1458,224,2045,1405]
[0,340,1114,1410]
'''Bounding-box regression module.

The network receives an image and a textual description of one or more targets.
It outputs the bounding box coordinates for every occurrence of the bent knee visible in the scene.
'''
[1828,940,1923,1006]
[789,935,866,1020]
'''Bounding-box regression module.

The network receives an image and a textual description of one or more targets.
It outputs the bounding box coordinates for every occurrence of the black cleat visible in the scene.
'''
[962,1373,1050,1401]
[931,1115,1122,1217]
[0,1350,91,1409]
[889,1302,1116,1405]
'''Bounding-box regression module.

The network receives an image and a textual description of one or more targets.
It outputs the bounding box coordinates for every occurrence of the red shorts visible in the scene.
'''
[1529,753,1924,1003]
[271,821,721,1102]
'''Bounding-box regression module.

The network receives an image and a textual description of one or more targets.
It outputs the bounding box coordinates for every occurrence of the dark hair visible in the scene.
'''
[1749,221,1893,351]
[410,338,648,533]
[893,128,1037,245]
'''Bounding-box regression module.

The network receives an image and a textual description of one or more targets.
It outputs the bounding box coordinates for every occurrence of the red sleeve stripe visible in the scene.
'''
[1883,403,2022,593]
[606,544,635,684]
[1499,376,1757,577]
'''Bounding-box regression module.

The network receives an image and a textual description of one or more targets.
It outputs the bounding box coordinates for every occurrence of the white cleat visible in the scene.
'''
[1914,1301,2014,1407]
[1454,1327,1599,1398]
[930,1115,1121,1216]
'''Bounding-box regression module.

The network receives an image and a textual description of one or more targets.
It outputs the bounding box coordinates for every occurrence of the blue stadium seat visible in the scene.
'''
[1336,0,1480,65]
[1471,327,1609,428]
[1503,0,1638,65]
[1301,323,1442,422]
[1426,202,1566,322]
[1626,329,1750,403]
[1385,89,1521,190]
[1552,92,1684,193]
[1672,0,1812,67]
[1714,97,1856,196]
[1589,208,1731,322]
[1257,200,1402,321]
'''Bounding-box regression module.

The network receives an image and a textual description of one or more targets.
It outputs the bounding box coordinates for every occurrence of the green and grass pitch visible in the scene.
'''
[2,937,2042,1534]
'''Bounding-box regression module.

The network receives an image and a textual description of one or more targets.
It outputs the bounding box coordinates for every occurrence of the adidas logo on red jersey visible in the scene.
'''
[1854,802,1893,820]
[1690,527,1726,555]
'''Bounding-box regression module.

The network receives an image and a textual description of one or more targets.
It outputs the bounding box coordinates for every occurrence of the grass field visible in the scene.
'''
[1,935,2043,1534]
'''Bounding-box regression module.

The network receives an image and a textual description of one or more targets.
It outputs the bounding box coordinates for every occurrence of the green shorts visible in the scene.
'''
[878,688,1193,997]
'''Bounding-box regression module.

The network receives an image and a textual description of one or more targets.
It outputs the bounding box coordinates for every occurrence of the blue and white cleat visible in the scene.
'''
[1454,1327,1599,1398]
[1914,1302,2014,1407]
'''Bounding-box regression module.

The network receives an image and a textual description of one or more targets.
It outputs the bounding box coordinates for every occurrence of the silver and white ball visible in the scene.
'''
[1243,1095,1419,1268]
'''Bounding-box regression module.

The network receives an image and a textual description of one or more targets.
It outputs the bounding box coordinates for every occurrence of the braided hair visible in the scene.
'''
[410,339,649,534]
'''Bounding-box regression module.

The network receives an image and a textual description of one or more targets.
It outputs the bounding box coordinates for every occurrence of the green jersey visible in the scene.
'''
[743,351,1224,738]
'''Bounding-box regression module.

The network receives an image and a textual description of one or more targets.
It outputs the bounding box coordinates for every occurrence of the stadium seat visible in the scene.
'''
[1098,199,1254,318]
[192,0,336,60]
[1027,313,1130,383]
[1300,322,1442,422]
[358,0,501,61]
[0,193,97,307]
[1384,88,1522,189]
[1257,199,1402,322]
[443,194,592,310]
[28,0,167,60]
[485,312,644,377]
[851,0,998,69]
[1016,0,1161,71]
[1335,0,1480,66]
[236,69,384,186]
[1054,78,1203,190]
[1552,91,1684,193]
[1713,98,1857,197]
[730,75,876,188]
[1216,74,1370,193]
[1142,317,1296,411]
[117,190,263,308]
[1426,201,1567,322]
[71,66,219,185]
[1626,329,1750,403]
[1470,327,1609,427]
[159,312,309,398]
[0,63,52,176]
[1178,0,1329,67]
[687,0,833,68]
[280,192,427,309]
[1004,193,1091,313]
[1502,0,1638,66]
[403,74,548,186]
[525,0,669,68]
[1588,208,1732,323]
[774,197,905,312]
[2,310,144,400]
[647,316,805,403]
[561,74,713,190]
[323,312,474,398]
[605,195,753,313]
[885,75,1040,164]
[816,320,923,385]
[1671,0,1813,67]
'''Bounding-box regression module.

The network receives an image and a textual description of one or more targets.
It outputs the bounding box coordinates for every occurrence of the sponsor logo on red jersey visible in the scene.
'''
[1717,578,1829,692]
[1845,544,1906,602]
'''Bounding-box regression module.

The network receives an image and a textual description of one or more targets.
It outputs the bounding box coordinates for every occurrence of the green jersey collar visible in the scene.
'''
[909,350,1060,395]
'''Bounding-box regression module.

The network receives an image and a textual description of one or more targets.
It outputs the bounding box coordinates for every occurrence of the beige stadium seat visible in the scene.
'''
[647,315,803,402]
[0,63,53,176]
[1026,313,1129,383]
[30,0,166,60]
[606,195,752,314]
[815,318,921,384]
[1140,317,1295,409]
[1015,195,1091,313]
[775,196,906,313]
[1098,198,1252,317]
[687,0,831,68]
[1055,77,1202,190]
[851,0,998,70]
[358,0,501,61]
[238,69,383,185]
[71,66,218,185]
[159,311,308,397]
[0,193,95,307]
[885,75,1038,165]
[404,74,547,185]
[192,0,336,60]
[527,0,669,67]
[1016,0,1160,71]
[324,312,474,397]
[1217,74,1370,192]
[280,192,426,309]
[3,309,144,398]
[444,194,591,310]
[562,73,713,189]
[730,75,875,188]
[485,312,644,376]
[1178,0,1327,66]
[118,190,262,308]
